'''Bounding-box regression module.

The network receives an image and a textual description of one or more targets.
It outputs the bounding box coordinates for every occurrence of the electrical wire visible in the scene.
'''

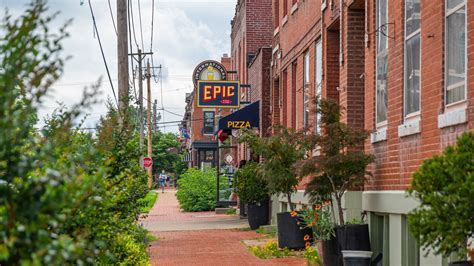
[107,0,117,35]
[127,0,139,103]
[159,66,165,130]
[87,0,118,108]
[128,0,139,48]
[137,0,145,50]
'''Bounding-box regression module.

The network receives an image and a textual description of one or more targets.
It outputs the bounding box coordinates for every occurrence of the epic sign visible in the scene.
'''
[197,81,240,108]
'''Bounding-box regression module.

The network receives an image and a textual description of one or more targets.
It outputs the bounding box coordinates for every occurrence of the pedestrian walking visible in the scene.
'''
[159,170,167,193]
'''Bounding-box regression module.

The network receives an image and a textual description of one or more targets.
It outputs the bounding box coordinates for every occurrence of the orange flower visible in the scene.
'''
[305,242,311,248]
[324,200,332,206]
[304,234,310,241]
[310,221,315,227]
[315,204,322,210]
[290,211,297,217]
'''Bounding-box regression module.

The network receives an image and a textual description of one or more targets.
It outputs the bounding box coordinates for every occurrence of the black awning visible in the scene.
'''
[218,101,259,131]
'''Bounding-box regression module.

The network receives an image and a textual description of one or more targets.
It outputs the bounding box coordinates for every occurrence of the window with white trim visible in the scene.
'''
[315,40,322,134]
[445,0,466,105]
[376,0,388,125]
[404,0,421,116]
[303,50,310,131]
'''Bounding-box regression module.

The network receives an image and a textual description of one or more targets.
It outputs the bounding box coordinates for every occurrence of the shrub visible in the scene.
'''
[235,161,269,203]
[138,191,158,213]
[248,241,292,259]
[408,132,474,257]
[176,168,217,212]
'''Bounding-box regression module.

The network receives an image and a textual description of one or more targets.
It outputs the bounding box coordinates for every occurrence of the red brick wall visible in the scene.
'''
[248,48,273,136]
[364,0,474,191]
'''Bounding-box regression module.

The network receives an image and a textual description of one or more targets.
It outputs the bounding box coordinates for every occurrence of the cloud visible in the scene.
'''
[2,0,237,133]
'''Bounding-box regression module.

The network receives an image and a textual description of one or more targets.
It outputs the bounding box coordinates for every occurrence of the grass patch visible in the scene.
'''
[248,240,292,259]
[225,208,237,215]
[138,191,158,213]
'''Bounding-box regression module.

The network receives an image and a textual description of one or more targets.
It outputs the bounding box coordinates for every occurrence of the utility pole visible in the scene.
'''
[153,99,158,132]
[117,0,129,125]
[138,48,144,151]
[146,60,153,189]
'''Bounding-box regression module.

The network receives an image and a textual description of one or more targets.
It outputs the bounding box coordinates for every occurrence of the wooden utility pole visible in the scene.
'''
[117,0,129,125]
[146,60,153,189]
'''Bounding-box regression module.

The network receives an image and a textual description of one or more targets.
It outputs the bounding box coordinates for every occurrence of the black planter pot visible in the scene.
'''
[247,199,269,230]
[277,212,312,249]
[336,224,371,251]
[449,261,474,266]
[322,236,343,266]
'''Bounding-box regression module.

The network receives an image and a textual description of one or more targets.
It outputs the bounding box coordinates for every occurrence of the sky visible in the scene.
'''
[1,0,237,133]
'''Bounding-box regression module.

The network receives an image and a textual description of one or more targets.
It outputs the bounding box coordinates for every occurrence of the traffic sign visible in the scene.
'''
[143,157,153,168]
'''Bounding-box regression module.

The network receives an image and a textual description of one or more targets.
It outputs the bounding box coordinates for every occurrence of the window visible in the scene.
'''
[402,216,420,266]
[283,0,288,17]
[370,213,390,266]
[445,0,466,105]
[315,40,322,134]
[404,0,421,116]
[376,0,388,125]
[303,51,310,131]
[203,111,215,135]
[291,62,297,129]
[274,0,280,28]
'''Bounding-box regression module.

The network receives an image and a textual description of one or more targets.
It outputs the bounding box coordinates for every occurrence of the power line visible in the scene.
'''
[150,0,155,52]
[128,0,139,48]
[127,0,139,103]
[87,0,118,107]
[107,0,117,35]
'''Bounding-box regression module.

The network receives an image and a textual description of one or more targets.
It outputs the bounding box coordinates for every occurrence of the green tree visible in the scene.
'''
[239,127,309,210]
[408,132,474,257]
[150,131,186,178]
[299,99,373,225]
[0,2,150,264]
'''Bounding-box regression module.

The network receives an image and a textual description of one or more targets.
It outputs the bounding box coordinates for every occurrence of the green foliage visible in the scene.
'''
[0,2,150,264]
[299,203,335,241]
[256,226,277,238]
[300,99,373,225]
[138,191,158,213]
[248,241,292,259]
[150,131,186,179]
[225,208,237,215]
[239,127,310,210]
[176,168,218,212]
[235,161,269,203]
[304,246,321,265]
[407,132,474,257]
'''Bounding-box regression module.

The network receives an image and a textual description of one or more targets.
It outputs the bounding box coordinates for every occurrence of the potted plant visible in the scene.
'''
[408,132,474,266]
[299,99,374,265]
[240,127,312,249]
[235,161,270,230]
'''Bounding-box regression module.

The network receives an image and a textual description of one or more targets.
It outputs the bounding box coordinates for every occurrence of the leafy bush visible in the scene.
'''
[176,168,217,212]
[299,202,335,242]
[235,161,269,203]
[408,132,474,257]
[138,191,158,213]
[0,2,150,264]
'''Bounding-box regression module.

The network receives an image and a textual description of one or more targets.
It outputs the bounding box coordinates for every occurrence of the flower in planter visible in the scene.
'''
[299,203,335,242]
[290,210,298,217]
[305,242,311,248]
[304,234,310,241]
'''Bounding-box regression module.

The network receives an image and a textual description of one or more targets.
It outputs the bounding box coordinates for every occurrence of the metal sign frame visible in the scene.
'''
[216,144,238,207]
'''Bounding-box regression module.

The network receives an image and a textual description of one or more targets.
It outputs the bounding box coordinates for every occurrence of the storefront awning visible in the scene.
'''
[218,101,259,132]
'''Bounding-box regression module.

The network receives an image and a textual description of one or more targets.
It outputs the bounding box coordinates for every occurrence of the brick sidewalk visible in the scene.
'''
[143,189,305,265]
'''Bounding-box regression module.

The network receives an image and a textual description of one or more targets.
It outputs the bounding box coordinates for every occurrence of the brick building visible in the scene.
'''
[181,55,232,168]
[229,0,273,163]
[362,0,473,264]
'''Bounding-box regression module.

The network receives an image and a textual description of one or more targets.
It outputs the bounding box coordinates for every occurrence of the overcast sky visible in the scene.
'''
[1,0,237,133]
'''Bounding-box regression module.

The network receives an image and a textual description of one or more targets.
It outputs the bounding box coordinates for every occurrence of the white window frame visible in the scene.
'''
[444,0,467,110]
[403,0,421,120]
[376,0,389,128]
[314,40,322,134]
[303,50,310,131]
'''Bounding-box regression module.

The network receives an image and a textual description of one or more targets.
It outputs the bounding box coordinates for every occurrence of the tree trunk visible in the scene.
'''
[336,195,344,225]
[287,193,293,211]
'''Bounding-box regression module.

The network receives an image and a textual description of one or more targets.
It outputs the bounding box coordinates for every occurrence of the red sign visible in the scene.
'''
[197,81,240,108]
[143,157,153,168]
